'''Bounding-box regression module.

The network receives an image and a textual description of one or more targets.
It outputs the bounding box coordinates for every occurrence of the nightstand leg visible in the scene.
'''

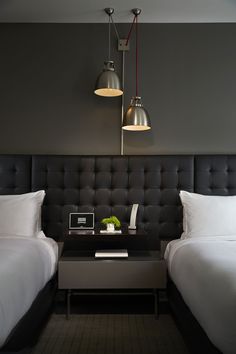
[153,289,159,319]
[66,289,71,320]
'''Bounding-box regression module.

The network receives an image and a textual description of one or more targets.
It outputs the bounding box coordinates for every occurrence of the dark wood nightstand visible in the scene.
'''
[63,228,154,252]
[58,246,166,319]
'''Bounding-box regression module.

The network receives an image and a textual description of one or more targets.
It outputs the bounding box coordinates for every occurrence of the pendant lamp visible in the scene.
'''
[94,8,123,97]
[122,9,151,131]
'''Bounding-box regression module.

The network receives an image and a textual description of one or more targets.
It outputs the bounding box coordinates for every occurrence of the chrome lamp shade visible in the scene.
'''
[122,96,151,131]
[94,61,123,97]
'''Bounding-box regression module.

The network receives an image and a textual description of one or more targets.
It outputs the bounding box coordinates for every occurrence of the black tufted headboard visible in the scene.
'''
[31,155,193,242]
[195,155,236,195]
[0,155,31,194]
[0,154,235,243]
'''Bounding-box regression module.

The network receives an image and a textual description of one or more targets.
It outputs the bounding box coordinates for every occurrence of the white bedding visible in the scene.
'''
[165,236,236,354]
[0,232,58,347]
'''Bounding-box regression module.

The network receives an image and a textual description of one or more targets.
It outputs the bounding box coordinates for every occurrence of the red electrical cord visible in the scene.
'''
[126,15,136,46]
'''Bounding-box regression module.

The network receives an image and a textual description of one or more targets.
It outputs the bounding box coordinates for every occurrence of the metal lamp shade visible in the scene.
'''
[122,96,151,131]
[94,61,123,97]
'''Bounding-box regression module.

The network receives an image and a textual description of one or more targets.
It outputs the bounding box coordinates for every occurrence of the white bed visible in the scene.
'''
[0,232,58,348]
[165,236,236,354]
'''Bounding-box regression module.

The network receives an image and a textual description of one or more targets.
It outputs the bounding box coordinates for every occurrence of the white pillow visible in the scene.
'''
[180,190,236,238]
[0,190,45,237]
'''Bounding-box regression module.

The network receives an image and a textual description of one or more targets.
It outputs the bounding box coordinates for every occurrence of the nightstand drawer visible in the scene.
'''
[58,258,166,289]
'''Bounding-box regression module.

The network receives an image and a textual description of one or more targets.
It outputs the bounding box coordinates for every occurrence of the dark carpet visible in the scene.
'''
[29,293,189,354]
[30,313,189,354]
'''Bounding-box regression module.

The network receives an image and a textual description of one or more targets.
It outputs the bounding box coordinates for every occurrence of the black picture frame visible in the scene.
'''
[69,213,94,230]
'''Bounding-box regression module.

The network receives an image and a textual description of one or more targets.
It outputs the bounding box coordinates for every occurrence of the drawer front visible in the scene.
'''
[58,260,166,289]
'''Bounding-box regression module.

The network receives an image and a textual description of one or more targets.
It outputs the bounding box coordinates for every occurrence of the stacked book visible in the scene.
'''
[95,249,128,258]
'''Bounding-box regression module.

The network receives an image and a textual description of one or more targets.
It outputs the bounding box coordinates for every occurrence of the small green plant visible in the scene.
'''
[101,216,121,228]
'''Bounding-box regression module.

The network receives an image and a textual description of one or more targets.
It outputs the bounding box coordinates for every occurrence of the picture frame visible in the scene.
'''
[69,213,94,230]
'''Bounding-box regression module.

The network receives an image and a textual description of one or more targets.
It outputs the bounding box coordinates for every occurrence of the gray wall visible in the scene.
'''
[1,23,236,155]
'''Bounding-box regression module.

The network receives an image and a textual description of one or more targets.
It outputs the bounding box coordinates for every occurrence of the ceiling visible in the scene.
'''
[1,0,236,23]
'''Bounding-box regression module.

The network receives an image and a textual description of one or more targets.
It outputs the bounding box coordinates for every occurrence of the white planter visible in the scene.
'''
[106,223,115,232]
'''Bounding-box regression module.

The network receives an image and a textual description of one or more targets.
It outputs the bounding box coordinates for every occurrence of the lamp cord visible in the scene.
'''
[111,15,120,40]
[108,14,111,61]
[126,15,136,46]
[108,13,120,61]
[125,14,139,97]
[136,15,138,97]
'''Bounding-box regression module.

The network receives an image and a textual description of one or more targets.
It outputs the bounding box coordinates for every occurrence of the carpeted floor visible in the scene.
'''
[30,314,189,354]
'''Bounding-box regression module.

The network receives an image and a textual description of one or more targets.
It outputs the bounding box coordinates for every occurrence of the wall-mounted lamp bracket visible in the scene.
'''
[118,39,130,51]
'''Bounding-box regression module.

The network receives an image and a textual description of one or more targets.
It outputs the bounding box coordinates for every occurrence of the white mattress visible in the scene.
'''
[165,236,236,354]
[0,232,58,347]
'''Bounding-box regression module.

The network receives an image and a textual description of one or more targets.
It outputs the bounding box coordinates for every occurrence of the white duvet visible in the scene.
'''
[0,232,58,347]
[165,236,236,354]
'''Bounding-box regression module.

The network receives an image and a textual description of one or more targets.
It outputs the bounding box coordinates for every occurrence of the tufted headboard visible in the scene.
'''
[0,154,235,244]
[195,155,236,195]
[31,155,193,243]
[0,155,31,194]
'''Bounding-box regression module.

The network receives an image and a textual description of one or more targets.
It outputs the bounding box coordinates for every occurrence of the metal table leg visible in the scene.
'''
[153,289,159,319]
[67,289,71,320]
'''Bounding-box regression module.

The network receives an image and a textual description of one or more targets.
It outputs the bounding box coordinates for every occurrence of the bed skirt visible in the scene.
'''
[0,275,57,352]
[167,275,221,354]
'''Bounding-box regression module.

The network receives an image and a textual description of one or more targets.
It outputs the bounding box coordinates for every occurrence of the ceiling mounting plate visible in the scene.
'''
[132,8,141,16]
[104,8,114,16]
